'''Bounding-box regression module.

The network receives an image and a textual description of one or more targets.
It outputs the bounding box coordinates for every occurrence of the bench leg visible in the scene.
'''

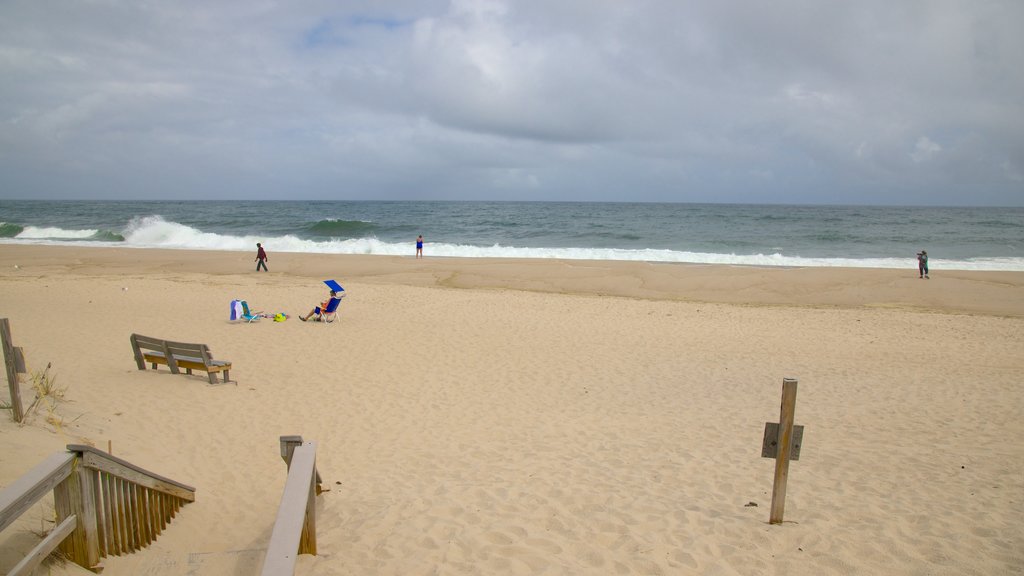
[150,362,157,370]
[222,369,230,384]
[207,371,217,385]
[186,368,193,375]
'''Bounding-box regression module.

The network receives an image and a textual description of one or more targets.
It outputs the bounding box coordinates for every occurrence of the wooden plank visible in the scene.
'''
[261,442,318,576]
[136,486,150,547]
[54,470,84,566]
[7,515,77,576]
[13,346,26,374]
[2,318,25,423]
[161,340,179,374]
[0,452,75,532]
[300,470,317,556]
[101,471,116,557]
[140,353,230,375]
[76,464,101,568]
[159,494,168,531]
[153,491,164,534]
[73,445,196,501]
[126,483,138,552]
[130,334,146,370]
[115,478,128,555]
[761,423,804,460]
[91,467,106,559]
[770,378,798,524]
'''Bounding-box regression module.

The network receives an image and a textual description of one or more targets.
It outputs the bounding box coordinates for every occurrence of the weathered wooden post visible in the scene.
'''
[1,318,28,422]
[280,435,322,495]
[761,378,804,524]
[53,452,101,571]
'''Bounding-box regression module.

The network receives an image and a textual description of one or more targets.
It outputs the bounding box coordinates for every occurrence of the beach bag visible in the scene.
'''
[230,299,243,321]
[273,313,287,322]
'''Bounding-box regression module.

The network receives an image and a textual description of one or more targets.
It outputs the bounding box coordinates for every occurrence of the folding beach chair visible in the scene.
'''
[312,295,343,323]
[240,300,263,323]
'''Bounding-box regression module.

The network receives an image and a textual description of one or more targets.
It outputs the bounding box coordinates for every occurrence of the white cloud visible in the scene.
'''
[911,136,942,163]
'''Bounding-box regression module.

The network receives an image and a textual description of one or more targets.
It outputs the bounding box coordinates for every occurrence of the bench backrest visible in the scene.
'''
[131,334,214,365]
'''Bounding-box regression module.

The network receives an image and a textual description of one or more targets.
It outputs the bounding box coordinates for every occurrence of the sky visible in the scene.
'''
[1,0,1022,206]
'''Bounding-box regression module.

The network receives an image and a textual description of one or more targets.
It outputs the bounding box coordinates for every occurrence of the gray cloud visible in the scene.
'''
[1,0,1021,205]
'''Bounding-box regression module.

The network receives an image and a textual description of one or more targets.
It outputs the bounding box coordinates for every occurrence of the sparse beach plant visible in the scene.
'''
[22,363,68,428]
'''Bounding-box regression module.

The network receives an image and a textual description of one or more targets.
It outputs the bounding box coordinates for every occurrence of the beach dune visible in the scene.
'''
[1,245,1022,575]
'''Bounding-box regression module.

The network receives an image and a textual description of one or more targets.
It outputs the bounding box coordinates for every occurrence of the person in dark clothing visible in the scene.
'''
[917,250,928,279]
[256,243,269,272]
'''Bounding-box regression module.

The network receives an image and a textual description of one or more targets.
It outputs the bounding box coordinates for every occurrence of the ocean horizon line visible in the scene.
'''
[5,198,1024,209]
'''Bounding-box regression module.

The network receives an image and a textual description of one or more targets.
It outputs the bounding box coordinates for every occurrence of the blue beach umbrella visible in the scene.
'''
[323,279,344,292]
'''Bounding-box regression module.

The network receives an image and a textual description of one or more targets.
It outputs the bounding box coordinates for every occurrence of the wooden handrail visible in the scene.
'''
[0,445,195,573]
[0,452,75,532]
[261,438,320,576]
[68,445,196,499]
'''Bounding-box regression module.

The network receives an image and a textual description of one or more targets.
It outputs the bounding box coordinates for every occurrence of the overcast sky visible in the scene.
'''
[1,0,1022,205]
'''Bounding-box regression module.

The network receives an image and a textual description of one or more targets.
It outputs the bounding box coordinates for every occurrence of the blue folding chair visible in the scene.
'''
[312,295,343,323]
[240,300,263,323]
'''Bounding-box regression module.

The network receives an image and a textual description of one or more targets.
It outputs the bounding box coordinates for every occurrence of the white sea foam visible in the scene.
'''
[3,216,1023,271]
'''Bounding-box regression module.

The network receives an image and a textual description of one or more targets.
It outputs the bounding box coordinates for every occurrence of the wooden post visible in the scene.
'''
[300,458,318,556]
[279,435,304,469]
[54,455,102,570]
[1,318,25,423]
[770,378,798,524]
[281,435,322,494]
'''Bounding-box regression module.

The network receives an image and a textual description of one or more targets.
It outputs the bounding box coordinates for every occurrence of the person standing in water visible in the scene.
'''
[917,250,929,279]
[416,235,424,258]
[256,242,269,272]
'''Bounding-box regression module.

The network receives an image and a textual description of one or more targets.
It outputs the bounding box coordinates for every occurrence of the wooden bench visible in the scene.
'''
[130,333,233,385]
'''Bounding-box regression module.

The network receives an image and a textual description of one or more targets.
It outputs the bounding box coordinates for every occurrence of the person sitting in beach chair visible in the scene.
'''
[299,290,344,322]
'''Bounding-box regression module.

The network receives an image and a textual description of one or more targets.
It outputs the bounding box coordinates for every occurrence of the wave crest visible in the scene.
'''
[307,219,378,237]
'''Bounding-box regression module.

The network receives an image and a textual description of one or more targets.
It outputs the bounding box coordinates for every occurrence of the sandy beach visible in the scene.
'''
[1,244,1022,575]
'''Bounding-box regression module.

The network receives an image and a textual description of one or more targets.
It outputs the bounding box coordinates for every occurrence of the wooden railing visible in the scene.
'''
[260,436,322,576]
[0,445,195,574]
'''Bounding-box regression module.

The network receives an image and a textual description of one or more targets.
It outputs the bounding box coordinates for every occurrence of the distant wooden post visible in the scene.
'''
[761,378,803,525]
[1,318,27,422]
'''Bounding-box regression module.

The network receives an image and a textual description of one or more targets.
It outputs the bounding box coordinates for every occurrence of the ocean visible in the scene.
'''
[1,200,1023,271]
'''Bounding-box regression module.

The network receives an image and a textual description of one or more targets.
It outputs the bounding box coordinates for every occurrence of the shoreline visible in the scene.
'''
[1,244,1022,317]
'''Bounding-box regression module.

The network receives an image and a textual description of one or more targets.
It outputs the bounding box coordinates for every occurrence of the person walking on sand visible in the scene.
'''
[256,242,269,272]
[917,250,929,279]
[416,235,424,258]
